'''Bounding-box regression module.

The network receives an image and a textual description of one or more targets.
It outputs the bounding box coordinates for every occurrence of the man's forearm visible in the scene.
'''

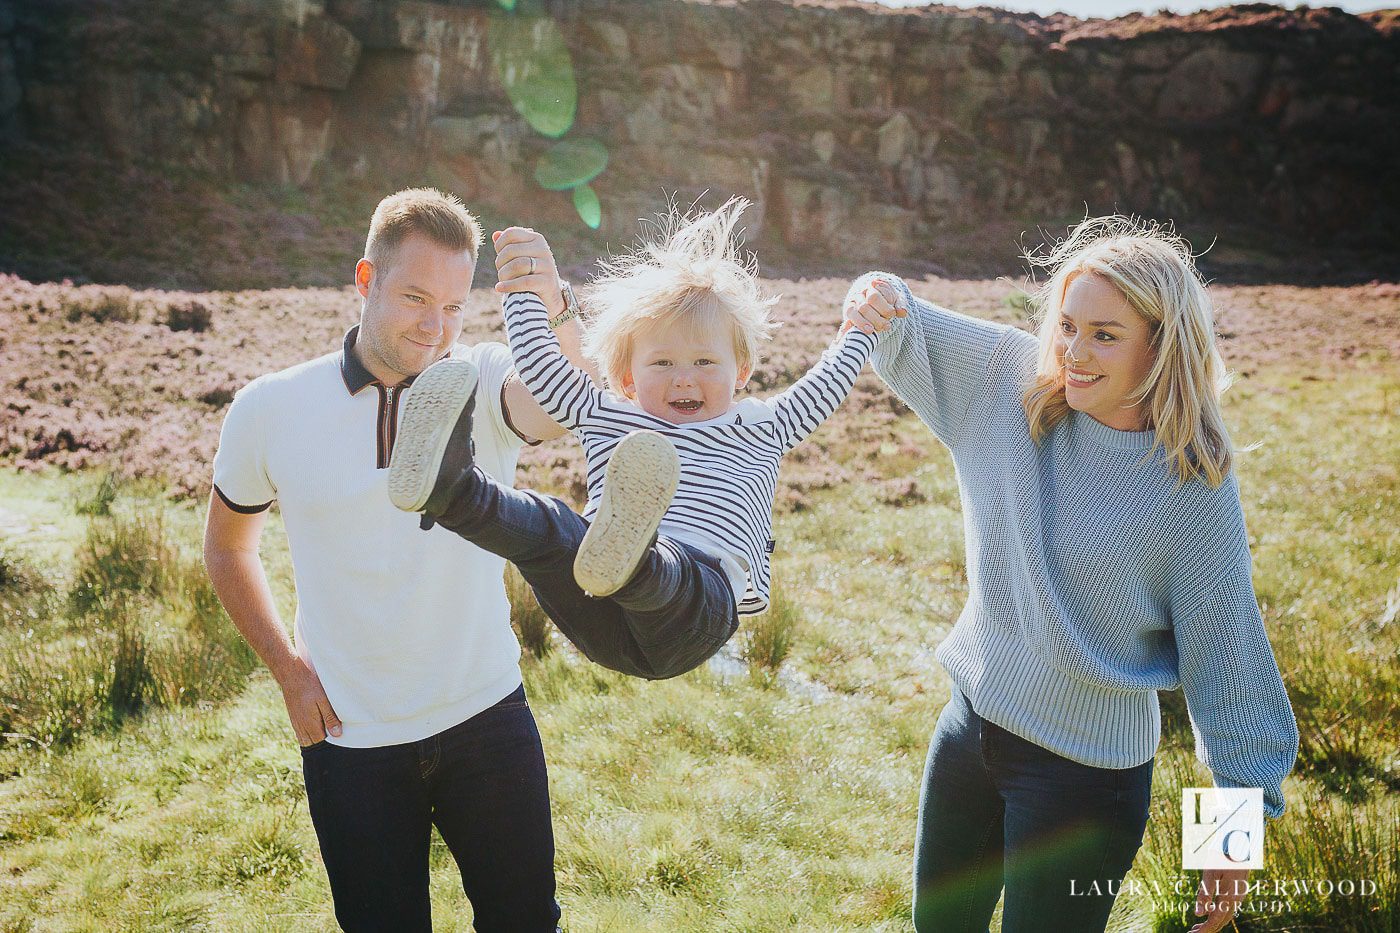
[205,549,300,684]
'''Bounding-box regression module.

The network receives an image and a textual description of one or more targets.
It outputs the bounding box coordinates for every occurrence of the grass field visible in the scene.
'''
[0,277,1397,931]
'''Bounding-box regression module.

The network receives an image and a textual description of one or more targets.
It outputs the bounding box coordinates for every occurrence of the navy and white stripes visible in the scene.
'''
[504,291,875,614]
[852,271,1298,819]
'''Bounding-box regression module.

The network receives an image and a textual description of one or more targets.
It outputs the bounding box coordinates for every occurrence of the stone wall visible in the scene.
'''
[3,0,1397,264]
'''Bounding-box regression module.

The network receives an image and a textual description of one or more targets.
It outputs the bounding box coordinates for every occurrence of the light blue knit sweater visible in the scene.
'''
[850,273,1298,818]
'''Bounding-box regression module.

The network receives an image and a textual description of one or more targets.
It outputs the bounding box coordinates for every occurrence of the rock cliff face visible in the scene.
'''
[2,0,1397,266]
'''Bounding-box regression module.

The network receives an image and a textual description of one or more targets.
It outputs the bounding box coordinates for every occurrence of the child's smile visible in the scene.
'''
[621,319,750,424]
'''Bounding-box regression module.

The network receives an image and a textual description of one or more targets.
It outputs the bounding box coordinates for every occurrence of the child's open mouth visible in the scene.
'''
[669,399,703,414]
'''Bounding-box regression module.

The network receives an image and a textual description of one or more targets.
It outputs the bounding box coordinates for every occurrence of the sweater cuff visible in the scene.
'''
[1213,772,1285,821]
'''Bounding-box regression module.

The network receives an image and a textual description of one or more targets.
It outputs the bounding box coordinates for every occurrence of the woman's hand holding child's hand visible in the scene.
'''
[843,279,906,334]
[493,226,565,318]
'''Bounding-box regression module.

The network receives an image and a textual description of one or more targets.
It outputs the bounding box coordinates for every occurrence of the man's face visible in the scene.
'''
[354,235,475,385]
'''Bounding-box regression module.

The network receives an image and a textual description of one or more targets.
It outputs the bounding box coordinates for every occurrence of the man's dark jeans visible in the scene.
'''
[914,687,1154,933]
[433,465,738,680]
[300,685,560,932]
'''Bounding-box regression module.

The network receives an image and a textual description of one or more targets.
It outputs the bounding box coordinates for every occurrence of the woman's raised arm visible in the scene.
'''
[845,271,1017,448]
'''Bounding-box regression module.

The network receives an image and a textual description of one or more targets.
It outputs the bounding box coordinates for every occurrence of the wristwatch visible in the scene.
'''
[548,281,581,329]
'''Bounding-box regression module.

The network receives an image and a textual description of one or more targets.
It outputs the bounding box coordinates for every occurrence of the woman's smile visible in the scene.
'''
[1056,273,1157,430]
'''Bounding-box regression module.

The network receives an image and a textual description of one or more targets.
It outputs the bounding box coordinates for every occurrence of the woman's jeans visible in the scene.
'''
[433,466,739,680]
[301,685,560,932]
[914,688,1153,933]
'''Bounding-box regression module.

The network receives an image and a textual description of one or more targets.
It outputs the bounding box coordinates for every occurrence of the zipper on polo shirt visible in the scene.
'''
[376,385,399,469]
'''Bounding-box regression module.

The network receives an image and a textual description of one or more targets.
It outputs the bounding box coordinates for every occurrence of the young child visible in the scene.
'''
[388,199,876,679]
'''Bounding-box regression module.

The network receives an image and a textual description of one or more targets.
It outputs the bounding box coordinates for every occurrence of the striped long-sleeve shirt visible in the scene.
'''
[850,271,1298,818]
[504,291,876,614]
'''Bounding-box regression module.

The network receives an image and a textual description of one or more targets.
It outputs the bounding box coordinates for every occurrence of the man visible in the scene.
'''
[203,188,581,931]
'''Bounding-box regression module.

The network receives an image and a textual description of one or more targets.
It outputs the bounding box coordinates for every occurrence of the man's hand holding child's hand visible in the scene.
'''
[844,278,906,335]
[493,226,565,318]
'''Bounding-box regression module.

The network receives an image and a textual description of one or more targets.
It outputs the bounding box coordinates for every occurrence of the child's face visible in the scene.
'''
[1055,272,1158,431]
[621,319,749,424]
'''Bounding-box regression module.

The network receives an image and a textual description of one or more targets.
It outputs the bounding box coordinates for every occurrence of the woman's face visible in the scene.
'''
[1055,272,1158,431]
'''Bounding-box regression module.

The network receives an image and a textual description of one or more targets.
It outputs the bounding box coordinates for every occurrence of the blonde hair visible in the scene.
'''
[581,197,779,393]
[365,188,484,271]
[1021,216,1236,487]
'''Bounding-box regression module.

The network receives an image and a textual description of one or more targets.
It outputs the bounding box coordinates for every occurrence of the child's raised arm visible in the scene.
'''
[763,325,877,452]
[500,291,604,432]
[490,226,603,440]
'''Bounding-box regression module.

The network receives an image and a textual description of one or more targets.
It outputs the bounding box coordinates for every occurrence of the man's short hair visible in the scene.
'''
[364,188,484,273]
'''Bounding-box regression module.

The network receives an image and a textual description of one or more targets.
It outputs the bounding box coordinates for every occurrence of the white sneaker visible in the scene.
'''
[573,431,680,597]
[387,358,479,514]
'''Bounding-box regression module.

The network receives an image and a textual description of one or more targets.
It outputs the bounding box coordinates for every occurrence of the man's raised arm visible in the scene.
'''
[491,226,602,442]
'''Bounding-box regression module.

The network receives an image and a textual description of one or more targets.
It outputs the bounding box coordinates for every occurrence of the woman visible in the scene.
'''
[843,217,1298,933]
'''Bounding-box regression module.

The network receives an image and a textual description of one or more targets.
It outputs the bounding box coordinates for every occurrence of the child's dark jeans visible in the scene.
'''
[434,465,739,679]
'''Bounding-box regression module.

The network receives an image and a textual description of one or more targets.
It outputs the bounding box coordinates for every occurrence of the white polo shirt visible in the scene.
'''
[213,327,526,747]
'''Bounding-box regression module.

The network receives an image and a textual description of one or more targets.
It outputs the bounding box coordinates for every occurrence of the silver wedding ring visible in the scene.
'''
[528,257,537,275]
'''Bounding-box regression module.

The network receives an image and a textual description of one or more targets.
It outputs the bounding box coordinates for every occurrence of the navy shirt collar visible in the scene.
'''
[339,325,437,395]
[339,325,376,395]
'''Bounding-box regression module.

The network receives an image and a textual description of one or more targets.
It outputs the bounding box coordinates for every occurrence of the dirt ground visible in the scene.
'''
[2,273,1396,500]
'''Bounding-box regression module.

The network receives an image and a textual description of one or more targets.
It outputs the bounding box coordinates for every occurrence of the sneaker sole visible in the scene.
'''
[387,359,478,512]
[574,431,680,597]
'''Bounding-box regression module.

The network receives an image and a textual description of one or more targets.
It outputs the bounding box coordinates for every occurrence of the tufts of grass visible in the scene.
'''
[148,625,254,709]
[506,564,554,660]
[645,836,721,895]
[1258,787,1399,932]
[162,297,213,332]
[741,586,800,687]
[2,504,260,750]
[42,754,118,820]
[0,547,56,626]
[61,285,138,324]
[1131,751,1399,932]
[105,596,156,721]
[0,633,111,748]
[73,471,121,517]
[68,511,173,617]
[219,813,309,887]
[163,530,260,688]
[1292,680,1400,800]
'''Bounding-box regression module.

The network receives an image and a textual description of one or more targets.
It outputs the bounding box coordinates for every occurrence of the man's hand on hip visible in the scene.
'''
[204,491,343,747]
[278,657,343,746]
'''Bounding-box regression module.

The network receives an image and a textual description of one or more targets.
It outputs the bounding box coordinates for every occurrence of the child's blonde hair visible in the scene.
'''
[581,197,779,393]
[1021,215,1236,488]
